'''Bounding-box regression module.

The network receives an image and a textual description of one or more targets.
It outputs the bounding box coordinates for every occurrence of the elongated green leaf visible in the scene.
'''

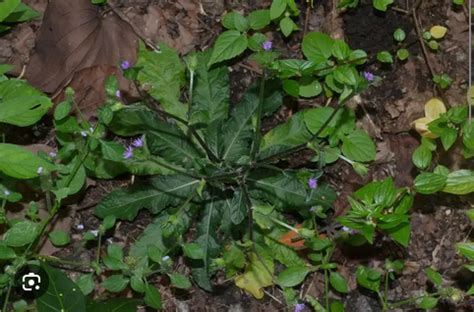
[414,173,447,194]
[270,0,286,19]
[95,175,200,221]
[190,50,230,125]
[0,80,52,126]
[3,3,39,23]
[276,266,310,287]
[0,143,53,179]
[86,298,142,312]
[129,220,165,258]
[259,111,312,159]
[37,264,86,312]
[302,32,334,63]
[136,43,187,120]
[442,170,474,195]
[226,190,246,225]
[249,171,336,209]
[220,90,258,162]
[192,195,223,291]
[208,30,248,66]
[0,0,20,22]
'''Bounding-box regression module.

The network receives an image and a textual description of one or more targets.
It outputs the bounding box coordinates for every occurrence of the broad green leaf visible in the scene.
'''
[37,264,86,312]
[264,238,306,267]
[183,243,205,259]
[414,172,447,194]
[376,51,393,63]
[439,127,457,151]
[0,0,20,22]
[299,79,322,98]
[144,284,162,309]
[0,143,53,179]
[75,274,94,296]
[4,221,38,247]
[302,32,334,63]
[355,266,381,292]
[373,0,394,11]
[276,266,310,287]
[332,39,351,61]
[129,220,166,258]
[248,9,271,30]
[169,273,192,289]
[95,175,200,221]
[235,252,273,299]
[386,222,411,247]
[136,43,187,120]
[190,50,229,126]
[48,230,71,247]
[260,111,312,158]
[341,130,376,162]
[442,170,474,195]
[396,48,409,61]
[0,244,16,259]
[56,156,86,196]
[463,122,474,150]
[330,271,349,293]
[412,145,432,170]
[54,101,72,120]
[86,298,142,312]
[270,0,286,19]
[222,11,249,31]
[102,275,129,293]
[280,16,296,37]
[208,30,248,67]
[393,28,406,42]
[425,267,443,286]
[3,3,39,23]
[0,80,52,126]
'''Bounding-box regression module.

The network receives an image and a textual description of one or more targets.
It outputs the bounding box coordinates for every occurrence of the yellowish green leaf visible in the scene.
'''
[430,25,447,39]
[234,253,273,299]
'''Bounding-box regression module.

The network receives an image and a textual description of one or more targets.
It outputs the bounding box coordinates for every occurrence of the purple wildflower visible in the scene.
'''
[363,71,374,82]
[115,90,121,98]
[120,60,130,70]
[80,131,88,138]
[262,40,273,51]
[49,151,57,158]
[123,146,134,159]
[131,137,144,148]
[37,166,44,175]
[308,177,318,189]
[294,303,305,312]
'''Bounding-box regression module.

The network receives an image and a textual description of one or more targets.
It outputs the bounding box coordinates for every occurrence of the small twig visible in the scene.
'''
[16,65,26,80]
[411,0,451,107]
[263,289,283,304]
[108,1,158,52]
[391,7,409,14]
[304,3,311,36]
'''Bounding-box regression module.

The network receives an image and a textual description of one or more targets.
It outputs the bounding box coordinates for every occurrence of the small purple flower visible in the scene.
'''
[4,190,10,196]
[37,166,44,175]
[363,71,374,82]
[308,177,318,189]
[115,90,121,98]
[123,146,134,159]
[80,131,88,138]
[49,151,57,158]
[120,60,130,70]
[262,40,273,51]
[131,137,144,148]
[294,303,305,312]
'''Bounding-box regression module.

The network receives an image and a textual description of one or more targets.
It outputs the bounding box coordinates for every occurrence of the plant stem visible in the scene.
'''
[383,272,389,311]
[388,292,440,309]
[250,73,266,162]
[188,70,195,112]
[2,281,13,312]
[240,180,254,243]
[95,230,103,269]
[324,269,329,311]
[148,157,202,179]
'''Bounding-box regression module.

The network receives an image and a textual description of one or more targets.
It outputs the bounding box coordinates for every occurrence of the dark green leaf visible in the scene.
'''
[417,296,438,309]
[414,173,447,194]
[341,130,376,162]
[144,285,162,309]
[169,273,192,289]
[0,0,20,22]
[332,39,351,61]
[376,51,393,63]
[270,0,286,19]
[75,274,94,296]
[280,16,296,37]
[54,101,72,120]
[102,275,129,293]
[37,264,86,312]
[302,32,334,63]
[208,30,248,66]
[95,175,200,221]
[4,220,38,247]
[0,143,54,179]
[355,266,381,292]
[183,243,205,259]
[48,230,71,247]
[86,298,142,312]
[443,170,474,195]
[222,11,249,31]
[412,145,432,170]
[425,267,443,286]
[248,9,271,30]
[329,271,349,293]
[276,266,310,287]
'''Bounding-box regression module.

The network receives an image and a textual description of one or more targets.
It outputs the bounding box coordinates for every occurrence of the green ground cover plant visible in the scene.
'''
[0,1,472,311]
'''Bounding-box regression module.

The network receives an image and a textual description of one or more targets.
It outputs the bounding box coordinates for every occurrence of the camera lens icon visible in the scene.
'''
[22,272,41,291]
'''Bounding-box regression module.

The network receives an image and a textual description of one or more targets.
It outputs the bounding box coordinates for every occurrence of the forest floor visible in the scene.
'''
[0,0,473,311]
